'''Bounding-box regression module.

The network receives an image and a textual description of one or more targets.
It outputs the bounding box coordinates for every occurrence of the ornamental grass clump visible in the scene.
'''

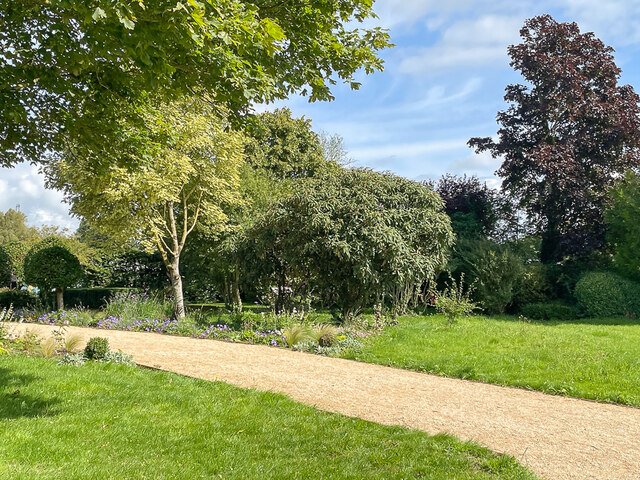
[312,324,338,347]
[283,325,311,347]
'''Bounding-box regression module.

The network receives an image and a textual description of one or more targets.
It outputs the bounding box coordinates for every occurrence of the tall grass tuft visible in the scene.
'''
[283,325,311,347]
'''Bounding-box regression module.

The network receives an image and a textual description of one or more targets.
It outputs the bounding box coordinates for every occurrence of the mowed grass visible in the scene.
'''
[343,315,640,406]
[0,355,536,480]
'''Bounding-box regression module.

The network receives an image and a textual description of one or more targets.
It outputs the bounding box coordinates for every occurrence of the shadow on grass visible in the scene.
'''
[488,315,639,327]
[0,367,60,420]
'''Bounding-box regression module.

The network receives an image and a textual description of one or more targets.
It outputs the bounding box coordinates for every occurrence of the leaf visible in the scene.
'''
[119,17,136,30]
[262,19,285,42]
[92,7,107,21]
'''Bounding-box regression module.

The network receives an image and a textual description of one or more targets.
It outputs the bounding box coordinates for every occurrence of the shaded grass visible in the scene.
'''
[0,355,537,480]
[343,314,640,406]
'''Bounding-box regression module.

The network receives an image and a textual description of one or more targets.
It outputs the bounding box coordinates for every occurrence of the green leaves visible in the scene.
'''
[92,7,107,21]
[0,0,391,167]
[246,169,454,320]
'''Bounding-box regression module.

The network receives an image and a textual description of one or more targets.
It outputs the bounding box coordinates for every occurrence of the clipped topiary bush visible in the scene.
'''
[520,302,577,321]
[84,337,110,360]
[24,242,84,310]
[574,272,640,318]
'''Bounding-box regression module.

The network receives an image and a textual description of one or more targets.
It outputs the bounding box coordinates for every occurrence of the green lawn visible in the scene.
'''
[0,355,536,480]
[343,315,640,406]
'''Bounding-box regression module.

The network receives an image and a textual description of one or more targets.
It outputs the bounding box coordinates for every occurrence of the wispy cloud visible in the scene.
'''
[398,15,522,74]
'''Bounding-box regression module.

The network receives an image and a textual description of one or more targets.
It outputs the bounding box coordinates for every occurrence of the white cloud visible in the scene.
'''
[0,163,77,230]
[449,150,502,175]
[399,15,522,74]
[350,138,465,163]
[372,0,472,28]
[564,0,640,45]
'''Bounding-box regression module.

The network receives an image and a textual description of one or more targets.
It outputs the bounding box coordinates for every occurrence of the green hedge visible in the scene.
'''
[65,288,137,309]
[520,302,577,320]
[0,288,37,309]
[574,272,640,318]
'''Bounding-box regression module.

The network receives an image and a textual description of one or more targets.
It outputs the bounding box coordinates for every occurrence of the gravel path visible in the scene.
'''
[7,323,640,480]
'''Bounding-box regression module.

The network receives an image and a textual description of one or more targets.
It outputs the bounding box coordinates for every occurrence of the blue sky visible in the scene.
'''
[4,0,640,229]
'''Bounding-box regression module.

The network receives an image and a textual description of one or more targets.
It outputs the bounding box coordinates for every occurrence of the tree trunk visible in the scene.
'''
[233,267,242,312]
[56,288,64,311]
[167,260,186,320]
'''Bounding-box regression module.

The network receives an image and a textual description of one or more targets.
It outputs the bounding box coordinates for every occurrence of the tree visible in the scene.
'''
[190,110,342,310]
[0,209,39,244]
[1,1,391,166]
[469,15,640,263]
[319,132,352,166]
[0,241,29,286]
[245,108,338,180]
[24,244,83,310]
[433,175,500,238]
[246,169,454,320]
[47,99,245,319]
[606,171,640,282]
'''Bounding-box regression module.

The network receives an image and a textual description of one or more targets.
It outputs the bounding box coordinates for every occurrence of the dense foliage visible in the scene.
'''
[245,108,337,180]
[24,242,84,310]
[434,174,499,237]
[246,169,454,320]
[1,0,390,166]
[606,171,640,282]
[574,272,640,318]
[470,15,640,262]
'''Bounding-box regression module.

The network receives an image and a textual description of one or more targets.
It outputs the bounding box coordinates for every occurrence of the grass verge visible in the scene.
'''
[342,315,640,406]
[0,355,536,480]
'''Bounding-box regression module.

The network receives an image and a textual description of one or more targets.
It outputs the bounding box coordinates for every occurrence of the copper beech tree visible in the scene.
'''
[469,15,640,262]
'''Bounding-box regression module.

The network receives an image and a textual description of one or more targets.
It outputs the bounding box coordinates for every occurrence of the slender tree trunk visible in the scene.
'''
[56,288,64,311]
[167,259,186,320]
[233,267,242,312]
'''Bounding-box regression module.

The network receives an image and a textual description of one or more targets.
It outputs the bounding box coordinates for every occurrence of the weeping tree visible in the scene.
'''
[47,99,245,319]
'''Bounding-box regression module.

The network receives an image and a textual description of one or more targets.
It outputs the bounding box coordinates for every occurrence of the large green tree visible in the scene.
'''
[0,209,39,244]
[469,15,640,263]
[246,169,454,320]
[48,99,245,318]
[1,0,390,166]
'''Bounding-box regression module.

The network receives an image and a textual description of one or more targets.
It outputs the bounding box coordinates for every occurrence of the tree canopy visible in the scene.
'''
[606,171,640,282]
[245,108,337,180]
[24,241,83,310]
[0,0,391,166]
[48,98,245,318]
[0,209,39,244]
[469,14,640,262]
[245,169,454,319]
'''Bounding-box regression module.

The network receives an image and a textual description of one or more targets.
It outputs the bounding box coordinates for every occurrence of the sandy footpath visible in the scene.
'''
[6,323,640,480]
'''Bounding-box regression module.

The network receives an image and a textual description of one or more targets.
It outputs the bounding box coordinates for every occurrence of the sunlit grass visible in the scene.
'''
[0,355,536,480]
[343,314,640,406]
